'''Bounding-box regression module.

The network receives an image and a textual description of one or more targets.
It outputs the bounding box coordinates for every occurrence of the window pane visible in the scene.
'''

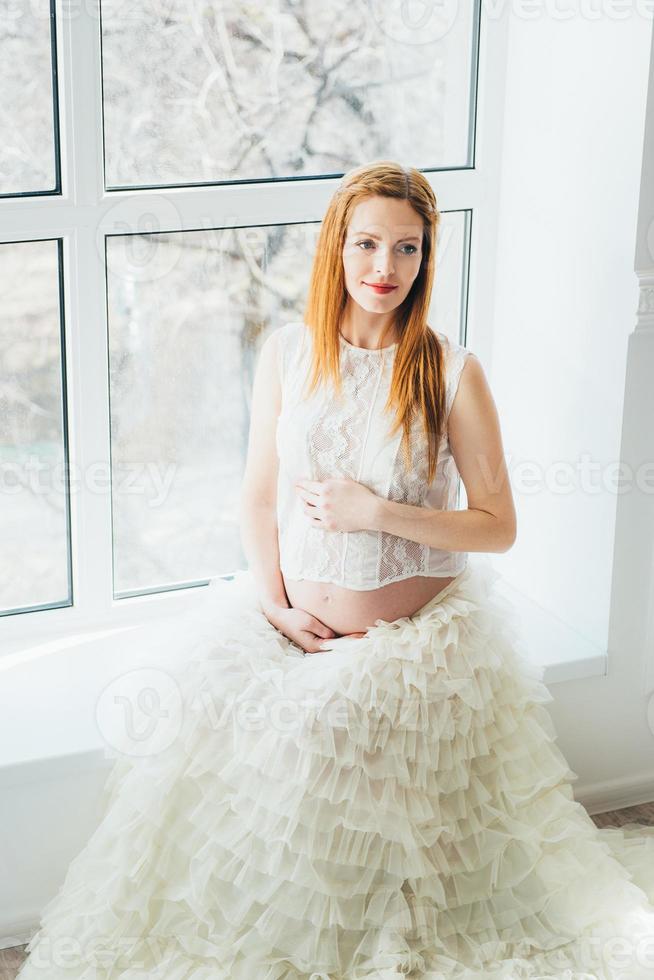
[101,0,478,189]
[107,213,468,597]
[0,1,58,195]
[0,240,71,615]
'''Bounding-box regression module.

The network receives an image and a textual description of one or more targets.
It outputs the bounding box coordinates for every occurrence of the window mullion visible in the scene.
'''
[61,0,113,619]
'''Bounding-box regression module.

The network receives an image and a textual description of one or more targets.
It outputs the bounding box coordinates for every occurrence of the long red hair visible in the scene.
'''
[302,160,447,485]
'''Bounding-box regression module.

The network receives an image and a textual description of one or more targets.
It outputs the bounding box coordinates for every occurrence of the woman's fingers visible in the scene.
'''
[303,629,369,654]
[308,617,336,639]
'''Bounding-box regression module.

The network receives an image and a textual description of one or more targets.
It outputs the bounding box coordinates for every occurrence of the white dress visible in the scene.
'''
[15,326,654,980]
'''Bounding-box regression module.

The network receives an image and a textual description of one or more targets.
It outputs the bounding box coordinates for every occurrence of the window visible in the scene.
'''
[0,240,71,612]
[1,0,494,643]
[0,0,60,196]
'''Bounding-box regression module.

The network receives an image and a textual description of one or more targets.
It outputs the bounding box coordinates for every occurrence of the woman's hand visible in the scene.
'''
[264,604,366,655]
[294,477,379,533]
[264,604,337,655]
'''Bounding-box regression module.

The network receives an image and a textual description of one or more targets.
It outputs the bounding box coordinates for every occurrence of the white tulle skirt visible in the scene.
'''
[16,558,654,980]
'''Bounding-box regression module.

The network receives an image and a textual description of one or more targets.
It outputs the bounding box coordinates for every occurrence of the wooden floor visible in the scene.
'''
[2,802,652,980]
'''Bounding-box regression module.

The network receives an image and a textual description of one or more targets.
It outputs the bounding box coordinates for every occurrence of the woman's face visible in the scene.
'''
[342,195,424,316]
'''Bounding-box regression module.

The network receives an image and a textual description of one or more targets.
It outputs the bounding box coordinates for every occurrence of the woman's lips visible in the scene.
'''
[364,283,397,293]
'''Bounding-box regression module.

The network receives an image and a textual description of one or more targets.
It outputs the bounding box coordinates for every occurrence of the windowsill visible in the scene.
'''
[493,577,608,684]
[0,575,607,783]
[0,599,214,781]
[0,576,229,654]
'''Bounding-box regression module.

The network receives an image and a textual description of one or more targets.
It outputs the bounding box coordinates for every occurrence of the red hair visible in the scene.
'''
[301,160,447,485]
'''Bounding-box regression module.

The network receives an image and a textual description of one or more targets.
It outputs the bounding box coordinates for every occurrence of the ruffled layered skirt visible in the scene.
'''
[16,559,654,980]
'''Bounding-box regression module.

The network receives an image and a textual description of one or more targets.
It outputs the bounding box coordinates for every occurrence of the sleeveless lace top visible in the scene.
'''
[275,321,472,590]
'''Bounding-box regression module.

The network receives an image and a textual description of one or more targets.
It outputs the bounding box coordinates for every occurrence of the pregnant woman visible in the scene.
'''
[17,161,654,979]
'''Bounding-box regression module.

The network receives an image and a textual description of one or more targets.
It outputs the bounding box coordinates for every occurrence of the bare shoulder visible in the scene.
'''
[249,328,281,399]
[449,351,497,432]
[261,321,302,364]
[256,323,289,380]
[458,350,485,386]
[432,330,486,401]
[261,323,284,353]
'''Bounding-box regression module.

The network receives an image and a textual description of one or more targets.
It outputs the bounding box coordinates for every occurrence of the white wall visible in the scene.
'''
[490,6,653,803]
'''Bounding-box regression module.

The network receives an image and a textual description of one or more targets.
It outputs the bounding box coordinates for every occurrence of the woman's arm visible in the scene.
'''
[239,328,291,615]
[369,354,517,554]
[240,503,290,614]
[370,500,513,553]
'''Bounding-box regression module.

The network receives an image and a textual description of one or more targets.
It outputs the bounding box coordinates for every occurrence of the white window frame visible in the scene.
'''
[0,0,509,654]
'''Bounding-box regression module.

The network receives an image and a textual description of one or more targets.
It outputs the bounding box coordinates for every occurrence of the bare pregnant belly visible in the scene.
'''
[282,574,457,636]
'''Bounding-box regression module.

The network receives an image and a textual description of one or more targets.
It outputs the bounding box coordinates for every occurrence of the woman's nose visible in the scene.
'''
[375,250,395,274]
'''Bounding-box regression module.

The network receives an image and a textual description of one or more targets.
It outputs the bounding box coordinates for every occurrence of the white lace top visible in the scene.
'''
[275,321,472,590]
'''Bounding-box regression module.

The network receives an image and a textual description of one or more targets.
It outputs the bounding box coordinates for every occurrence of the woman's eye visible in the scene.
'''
[355,241,417,254]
